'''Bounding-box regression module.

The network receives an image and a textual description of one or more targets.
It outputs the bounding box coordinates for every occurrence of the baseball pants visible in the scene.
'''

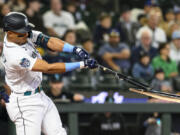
[5,91,67,135]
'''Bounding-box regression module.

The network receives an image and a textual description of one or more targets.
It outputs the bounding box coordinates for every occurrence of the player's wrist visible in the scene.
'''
[63,42,75,53]
[80,61,85,69]
[65,61,85,72]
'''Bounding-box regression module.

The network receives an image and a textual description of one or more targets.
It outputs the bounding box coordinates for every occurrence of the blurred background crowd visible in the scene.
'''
[1,0,180,135]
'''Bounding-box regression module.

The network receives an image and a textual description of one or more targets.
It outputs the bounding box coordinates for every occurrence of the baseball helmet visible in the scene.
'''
[3,12,35,33]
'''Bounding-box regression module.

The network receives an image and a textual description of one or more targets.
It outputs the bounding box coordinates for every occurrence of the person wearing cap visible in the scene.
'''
[170,30,180,64]
[98,29,130,73]
[46,74,84,102]
[1,12,97,135]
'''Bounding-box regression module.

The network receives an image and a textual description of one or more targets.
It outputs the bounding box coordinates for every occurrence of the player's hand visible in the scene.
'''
[73,47,90,60]
[0,90,9,103]
[84,59,98,69]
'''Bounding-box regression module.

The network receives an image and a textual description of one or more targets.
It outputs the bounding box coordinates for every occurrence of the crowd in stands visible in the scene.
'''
[1,0,180,135]
[1,0,180,93]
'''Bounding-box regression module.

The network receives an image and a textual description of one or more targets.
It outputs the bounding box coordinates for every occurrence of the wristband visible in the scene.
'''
[65,61,84,72]
[63,42,75,53]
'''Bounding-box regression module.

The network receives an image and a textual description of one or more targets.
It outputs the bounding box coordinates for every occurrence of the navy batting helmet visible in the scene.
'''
[3,12,35,33]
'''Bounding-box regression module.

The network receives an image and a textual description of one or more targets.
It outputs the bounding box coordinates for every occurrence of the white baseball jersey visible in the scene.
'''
[3,30,67,135]
[2,30,42,93]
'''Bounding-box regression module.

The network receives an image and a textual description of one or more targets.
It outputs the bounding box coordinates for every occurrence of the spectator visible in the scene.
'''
[152,43,178,78]
[151,68,172,92]
[170,30,180,64]
[116,6,140,47]
[93,13,112,47]
[144,0,153,14]
[43,0,75,37]
[132,53,154,82]
[82,38,94,55]
[143,112,161,135]
[164,9,176,40]
[131,27,157,65]
[8,0,26,12]
[90,112,126,135]
[137,10,167,48]
[66,2,81,23]
[167,22,180,40]
[46,74,84,102]
[24,0,47,34]
[90,96,126,135]
[165,9,175,26]
[98,29,130,73]
[175,10,180,26]
[0,4,11,28]
[153,7,169,37]
[63,29,77,45]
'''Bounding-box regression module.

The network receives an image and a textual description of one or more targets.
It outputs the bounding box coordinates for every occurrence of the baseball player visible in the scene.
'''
[1,12,97,135]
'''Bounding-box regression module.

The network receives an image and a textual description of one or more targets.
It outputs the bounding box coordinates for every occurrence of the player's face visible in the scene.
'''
[7,31,29,45]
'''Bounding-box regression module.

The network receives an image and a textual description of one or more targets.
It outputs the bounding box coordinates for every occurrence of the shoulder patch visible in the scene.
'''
[20,58,30,68]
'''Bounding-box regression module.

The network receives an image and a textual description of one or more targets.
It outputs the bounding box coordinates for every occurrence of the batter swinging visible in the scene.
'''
[1,12,97,135]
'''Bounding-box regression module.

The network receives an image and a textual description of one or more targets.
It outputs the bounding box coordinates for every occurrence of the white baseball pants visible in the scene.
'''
[5,91,67,135]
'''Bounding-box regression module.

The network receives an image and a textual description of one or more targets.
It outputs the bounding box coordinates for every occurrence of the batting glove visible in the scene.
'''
[84,59,98,69]
[73,47,90,60]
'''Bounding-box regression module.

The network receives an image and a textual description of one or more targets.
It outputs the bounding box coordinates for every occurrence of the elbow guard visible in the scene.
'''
[35,34,50,49]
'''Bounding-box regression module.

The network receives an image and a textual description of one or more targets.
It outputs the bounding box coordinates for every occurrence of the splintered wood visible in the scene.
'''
[129,88,180,103]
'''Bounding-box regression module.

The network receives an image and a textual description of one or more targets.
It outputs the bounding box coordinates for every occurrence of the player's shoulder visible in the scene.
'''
[4,45,26,57]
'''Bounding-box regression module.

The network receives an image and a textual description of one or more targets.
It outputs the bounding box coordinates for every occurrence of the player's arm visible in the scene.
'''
[35,33,89,60]
[32,58,97,73]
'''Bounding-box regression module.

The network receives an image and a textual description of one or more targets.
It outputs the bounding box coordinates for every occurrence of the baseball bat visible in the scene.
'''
[97,64,180,99]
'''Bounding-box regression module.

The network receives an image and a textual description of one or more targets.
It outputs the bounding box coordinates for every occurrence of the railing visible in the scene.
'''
[56,103,180,135]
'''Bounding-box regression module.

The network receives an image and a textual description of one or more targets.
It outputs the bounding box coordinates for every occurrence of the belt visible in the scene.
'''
[12,86,43,96]
[24,86,43,96]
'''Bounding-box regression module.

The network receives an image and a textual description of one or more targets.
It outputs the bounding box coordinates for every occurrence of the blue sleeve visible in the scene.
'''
[65,62,84,72]
[63,43,75,53]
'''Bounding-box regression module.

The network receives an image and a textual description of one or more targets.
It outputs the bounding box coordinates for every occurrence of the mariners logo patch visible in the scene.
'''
[20,58,30,68]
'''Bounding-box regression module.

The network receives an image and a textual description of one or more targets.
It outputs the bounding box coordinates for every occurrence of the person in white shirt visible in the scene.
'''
[43,0,75,37]
[136,10,167,48]
[1,12,97,135]
[170,30,180,64]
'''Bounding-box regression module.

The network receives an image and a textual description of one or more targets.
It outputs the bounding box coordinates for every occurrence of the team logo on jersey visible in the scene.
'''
[20,58,30,68]
[32,52,37,58]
